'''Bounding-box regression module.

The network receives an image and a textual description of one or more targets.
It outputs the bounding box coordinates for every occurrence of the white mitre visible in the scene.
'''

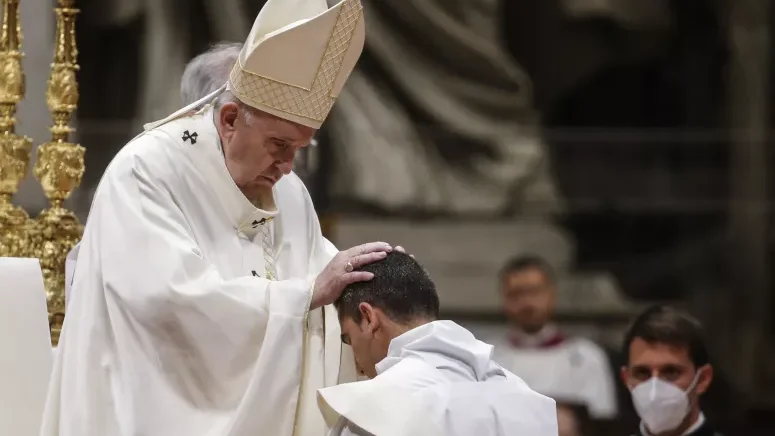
[228,0,366,129]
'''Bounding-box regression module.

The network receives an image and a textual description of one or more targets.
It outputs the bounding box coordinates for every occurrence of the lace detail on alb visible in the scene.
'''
[259,222,277,280]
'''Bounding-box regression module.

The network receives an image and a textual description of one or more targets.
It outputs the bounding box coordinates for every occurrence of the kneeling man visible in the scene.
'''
[318,252,558,436]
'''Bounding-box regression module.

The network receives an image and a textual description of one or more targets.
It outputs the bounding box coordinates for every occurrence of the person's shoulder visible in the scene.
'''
[105,121,190,181]
[483,332,511,349]
[500,370,555,404]
[566,335,602,349]
[109,128,171,164]
[377,358,446,390]
[566,336,611,364]
[442,375,557,435]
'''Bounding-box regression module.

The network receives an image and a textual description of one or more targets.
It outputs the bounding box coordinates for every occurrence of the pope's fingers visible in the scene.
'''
[341,271,375,286]
[394,245,414,258]
[347,241,392,257]
[349,251,387,270]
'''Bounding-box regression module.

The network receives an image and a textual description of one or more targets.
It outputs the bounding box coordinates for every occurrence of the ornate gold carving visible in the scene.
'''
[229,0,363,123]
[31,0,84,345]
[0,0,33,257]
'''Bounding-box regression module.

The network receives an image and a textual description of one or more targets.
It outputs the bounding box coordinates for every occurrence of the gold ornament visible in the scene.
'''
[0,0,84,345]
[31,0,84,346]
[0,0,33,258]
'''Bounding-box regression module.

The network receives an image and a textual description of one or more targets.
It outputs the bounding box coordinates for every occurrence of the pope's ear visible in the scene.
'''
[218,102,240,131]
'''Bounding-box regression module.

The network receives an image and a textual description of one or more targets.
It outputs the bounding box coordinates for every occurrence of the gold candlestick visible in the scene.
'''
[32,0,84,345]
[0,0,33,258]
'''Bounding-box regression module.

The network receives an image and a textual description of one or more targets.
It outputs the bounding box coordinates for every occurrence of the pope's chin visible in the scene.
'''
[238,176,277,200]
[254,175,279,187]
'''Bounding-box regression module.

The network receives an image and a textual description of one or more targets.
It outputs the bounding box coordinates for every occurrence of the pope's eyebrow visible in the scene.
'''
[269,136,292,145]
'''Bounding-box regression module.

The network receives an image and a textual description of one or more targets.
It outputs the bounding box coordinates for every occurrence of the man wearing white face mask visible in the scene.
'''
[620,305,722,436]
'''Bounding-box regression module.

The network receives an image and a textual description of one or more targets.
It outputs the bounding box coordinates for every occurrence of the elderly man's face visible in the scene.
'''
[217,102,315,202]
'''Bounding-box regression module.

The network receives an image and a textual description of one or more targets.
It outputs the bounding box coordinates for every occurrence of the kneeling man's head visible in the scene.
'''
[334,252,440,378]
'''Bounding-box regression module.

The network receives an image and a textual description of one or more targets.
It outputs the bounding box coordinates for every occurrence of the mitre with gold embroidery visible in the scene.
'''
[228,0,365,129]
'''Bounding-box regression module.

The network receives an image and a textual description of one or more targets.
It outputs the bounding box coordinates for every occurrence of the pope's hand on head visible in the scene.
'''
[394,245,414,258]
[310,242,393,310]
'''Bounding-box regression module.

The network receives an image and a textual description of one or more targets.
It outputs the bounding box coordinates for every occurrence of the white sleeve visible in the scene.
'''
[323,237,339,258]
[579,342,619,419]
[328,417,347,436]
[328,417,372,436]
[339,418,374,436]
[319,225,361,385]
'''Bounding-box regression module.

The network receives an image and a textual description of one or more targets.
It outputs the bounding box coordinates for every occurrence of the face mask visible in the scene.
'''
[630,371,701,435]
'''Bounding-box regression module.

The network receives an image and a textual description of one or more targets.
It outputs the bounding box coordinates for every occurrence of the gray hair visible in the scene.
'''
[180,42,259,124]
[180,42,243,105]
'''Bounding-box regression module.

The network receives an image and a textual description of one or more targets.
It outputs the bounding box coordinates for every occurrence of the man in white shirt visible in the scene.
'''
[491,255,619,419]
[318,252,558,436]
[42,1,379,435]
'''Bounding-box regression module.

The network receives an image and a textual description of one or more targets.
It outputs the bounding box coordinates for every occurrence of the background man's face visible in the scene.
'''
[501,267,555,333]
[339,316,389,379]
[621,338,712,402]
[219,104,314,202]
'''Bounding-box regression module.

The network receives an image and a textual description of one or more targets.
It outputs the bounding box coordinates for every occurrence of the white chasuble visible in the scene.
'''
[40,108,355,436]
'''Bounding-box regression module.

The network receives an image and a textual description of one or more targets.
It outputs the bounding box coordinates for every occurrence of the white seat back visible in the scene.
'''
[0,258,54,436]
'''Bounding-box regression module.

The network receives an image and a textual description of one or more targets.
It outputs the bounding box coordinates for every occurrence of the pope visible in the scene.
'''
[41,1,378,435]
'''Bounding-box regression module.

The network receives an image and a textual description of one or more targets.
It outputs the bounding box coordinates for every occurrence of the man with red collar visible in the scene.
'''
[491,255,618,419]
[622,305,721,436]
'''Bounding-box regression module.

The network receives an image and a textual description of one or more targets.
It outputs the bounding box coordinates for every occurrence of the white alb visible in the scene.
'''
[319,321,559,436]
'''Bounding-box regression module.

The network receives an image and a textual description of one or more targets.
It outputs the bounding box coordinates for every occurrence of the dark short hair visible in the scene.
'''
[334,252,440,324]
[499,254,556,284]
[622,305,710,367]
